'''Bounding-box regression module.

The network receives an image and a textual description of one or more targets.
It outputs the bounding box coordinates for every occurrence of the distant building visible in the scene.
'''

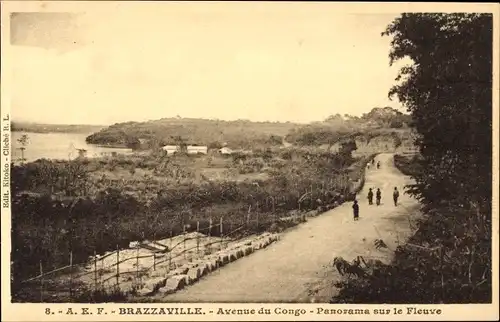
[218,147,233,155]
[162,144,208,155]
[187,145,208,155]
[162,145,180,155]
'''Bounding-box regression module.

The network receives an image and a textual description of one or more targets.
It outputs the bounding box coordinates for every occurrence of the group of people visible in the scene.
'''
[352,187,399,221]
[367,187,382,205]
[351,157,401,221]
[366,158,381,170]
[368,187,399,206]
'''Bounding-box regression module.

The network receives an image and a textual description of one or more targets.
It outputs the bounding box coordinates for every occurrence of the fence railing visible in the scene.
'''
[15,157,375,302]
[17,210,312,302]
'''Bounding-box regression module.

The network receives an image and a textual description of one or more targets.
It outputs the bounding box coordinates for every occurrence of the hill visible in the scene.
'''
[285,106,414,150]
[85,118,300,150]
[85,107,413,150]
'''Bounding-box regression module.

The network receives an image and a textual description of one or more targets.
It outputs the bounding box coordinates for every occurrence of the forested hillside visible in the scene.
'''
[85,118,297,150]
[85,107,412,150]
[285,106,412,147]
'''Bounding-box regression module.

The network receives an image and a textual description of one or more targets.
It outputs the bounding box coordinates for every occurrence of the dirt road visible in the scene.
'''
[158,153,421,303]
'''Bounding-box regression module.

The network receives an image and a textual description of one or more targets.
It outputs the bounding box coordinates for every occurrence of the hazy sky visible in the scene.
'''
[9,3,411,125]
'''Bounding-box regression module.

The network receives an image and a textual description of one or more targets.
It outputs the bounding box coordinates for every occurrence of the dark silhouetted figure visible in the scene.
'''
[376,188,381,206]
[367,188,374,205]
[376,161,381,169]
[393,187,400,206]
[372,159,375,165]
[352,200,359,221]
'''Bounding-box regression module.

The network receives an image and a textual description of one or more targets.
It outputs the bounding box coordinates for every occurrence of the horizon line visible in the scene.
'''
[11,106,409,127]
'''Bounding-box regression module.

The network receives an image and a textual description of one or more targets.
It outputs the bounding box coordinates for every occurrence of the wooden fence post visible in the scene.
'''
[136,247,139,281]
[219,217,223,251]
[153,232,156,267]
[94,250,98,291]
[309,184,313,209]
[196,221,200,257]
[246,205,251,229]
[169,230,173,270]
[116,245,120,290]
[183,225,187,260]
[69,251,73,298]
[39,261,44,303]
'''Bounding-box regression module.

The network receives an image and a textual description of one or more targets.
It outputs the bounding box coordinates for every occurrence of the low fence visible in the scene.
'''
[14,158,374,302]
[15,210,313,303]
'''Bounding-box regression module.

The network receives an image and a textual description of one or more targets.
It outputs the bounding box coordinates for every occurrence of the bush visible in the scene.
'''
[331,204,491,304]
[393,154,422,177]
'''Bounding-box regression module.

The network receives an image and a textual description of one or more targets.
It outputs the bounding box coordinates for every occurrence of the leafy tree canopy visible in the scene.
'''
[384,13,492,210]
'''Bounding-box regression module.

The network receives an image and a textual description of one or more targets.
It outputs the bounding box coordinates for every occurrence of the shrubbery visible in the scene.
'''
[393,154,422,177]
[11,148,367,298]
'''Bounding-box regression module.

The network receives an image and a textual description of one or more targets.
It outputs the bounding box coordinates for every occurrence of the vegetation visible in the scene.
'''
[85,118,295,149]
[11,121,104,134]
[11,141,368,300]
[284,107,412,148]
[84,107,412,150]
[331,13,492,304]
[17,134,29,163]
[393,154,422,177]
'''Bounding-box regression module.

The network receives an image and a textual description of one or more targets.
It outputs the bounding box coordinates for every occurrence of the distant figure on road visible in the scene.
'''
[352,200,359,221]
[376,161,381,169]
[376,188,381,206]
[372,159,375,165]
[393,187,400,206]
[367,188,374,205]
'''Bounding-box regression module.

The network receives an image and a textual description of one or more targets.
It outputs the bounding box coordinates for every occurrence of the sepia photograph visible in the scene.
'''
[1,1,498,321]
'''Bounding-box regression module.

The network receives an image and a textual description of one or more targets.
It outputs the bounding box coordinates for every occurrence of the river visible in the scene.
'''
[11,131,133,163]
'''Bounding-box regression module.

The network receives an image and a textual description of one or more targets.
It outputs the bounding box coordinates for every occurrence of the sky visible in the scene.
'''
[8,3,411,125]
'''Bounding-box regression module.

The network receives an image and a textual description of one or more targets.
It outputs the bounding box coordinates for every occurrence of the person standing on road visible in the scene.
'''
[376,188,382,206]
[352,200,359,221]
[393,187,400,206]
[367,188,374,205]
[376,161,381,169]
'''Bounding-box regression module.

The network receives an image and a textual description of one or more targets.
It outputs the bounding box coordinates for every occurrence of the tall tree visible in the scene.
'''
[383,13,492,211]
[17,134,29,163]
[332,13,493,305]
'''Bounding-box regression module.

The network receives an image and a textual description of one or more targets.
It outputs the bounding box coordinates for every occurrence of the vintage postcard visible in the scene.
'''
[1,1,499,321]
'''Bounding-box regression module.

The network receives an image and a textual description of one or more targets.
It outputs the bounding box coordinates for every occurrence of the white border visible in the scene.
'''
[1,2,499,321]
